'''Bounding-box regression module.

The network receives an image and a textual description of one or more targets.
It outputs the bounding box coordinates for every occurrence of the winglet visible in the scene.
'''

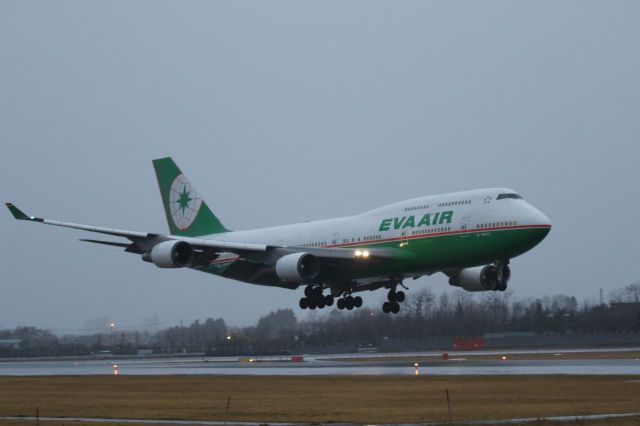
[5,203,42,222]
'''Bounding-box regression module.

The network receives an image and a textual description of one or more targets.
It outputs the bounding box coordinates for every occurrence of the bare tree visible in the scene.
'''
[609,281,640,303]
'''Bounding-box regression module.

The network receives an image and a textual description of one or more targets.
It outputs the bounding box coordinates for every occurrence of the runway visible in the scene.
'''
[1,348,639,376]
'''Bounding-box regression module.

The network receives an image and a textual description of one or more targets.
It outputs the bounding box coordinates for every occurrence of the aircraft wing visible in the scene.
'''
[5,203,395,264]
[5,203,268,257]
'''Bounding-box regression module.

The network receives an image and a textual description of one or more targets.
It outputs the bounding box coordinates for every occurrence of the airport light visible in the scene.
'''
[226,335,232,341]
[109,322,116,347]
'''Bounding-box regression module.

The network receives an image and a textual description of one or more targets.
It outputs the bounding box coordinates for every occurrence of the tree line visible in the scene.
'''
[1,283,639,357]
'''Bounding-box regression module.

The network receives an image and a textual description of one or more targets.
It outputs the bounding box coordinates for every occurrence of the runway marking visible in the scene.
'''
[3,412,640,425]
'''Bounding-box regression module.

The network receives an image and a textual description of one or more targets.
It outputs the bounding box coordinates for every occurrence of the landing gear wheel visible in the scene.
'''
[395,291,405,303]
[391,302,400,314]
[345,296,354,310]
[324,295,334,306]
[304,286,314,298]
[353,296,363,308]
[299,297,309,309]
[382,302,392,314]
[308,301,317,310]
[307,287,325,307]
[387,289,396,302]
[337,298,345,310]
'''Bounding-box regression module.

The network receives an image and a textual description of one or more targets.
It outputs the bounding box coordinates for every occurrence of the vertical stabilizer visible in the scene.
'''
[152,157,229,236]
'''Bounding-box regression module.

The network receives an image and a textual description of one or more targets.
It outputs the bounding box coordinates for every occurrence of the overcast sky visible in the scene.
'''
[1,1,639,333]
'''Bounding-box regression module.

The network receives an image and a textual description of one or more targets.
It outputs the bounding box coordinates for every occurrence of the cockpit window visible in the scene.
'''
[497,193,522,200]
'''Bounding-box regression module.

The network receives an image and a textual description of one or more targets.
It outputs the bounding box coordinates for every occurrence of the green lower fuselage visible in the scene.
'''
[197,187,551,288]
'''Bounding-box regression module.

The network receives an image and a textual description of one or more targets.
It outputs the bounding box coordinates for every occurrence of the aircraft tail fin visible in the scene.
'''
[152,157,230,236]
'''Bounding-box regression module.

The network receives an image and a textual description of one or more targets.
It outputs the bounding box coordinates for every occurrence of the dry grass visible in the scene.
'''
[7,420,640,426]
[1,421,192,426]
[4,417,640,426]
[0,375,639,424]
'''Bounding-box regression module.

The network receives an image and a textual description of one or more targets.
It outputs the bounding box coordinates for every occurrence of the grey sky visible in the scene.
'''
[1,1,639,332]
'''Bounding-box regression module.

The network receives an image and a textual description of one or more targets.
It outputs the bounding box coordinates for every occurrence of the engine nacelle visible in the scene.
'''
[145,240,194,268]
[449,265,510,292]
[275,252,320,282]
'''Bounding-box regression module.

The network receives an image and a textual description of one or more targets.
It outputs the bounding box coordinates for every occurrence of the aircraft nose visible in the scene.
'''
[531,206,552,228]
[515,203,552,251]
[524,204,552,240]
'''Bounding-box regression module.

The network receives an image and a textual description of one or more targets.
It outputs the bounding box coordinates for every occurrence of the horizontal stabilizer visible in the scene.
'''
[79,239,131,248]
[79,239,144,254]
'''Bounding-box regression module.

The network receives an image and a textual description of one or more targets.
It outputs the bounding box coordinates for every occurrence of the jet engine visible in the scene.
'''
[144,240,194,268]
[275,252,320,282]
[449,264,510,292]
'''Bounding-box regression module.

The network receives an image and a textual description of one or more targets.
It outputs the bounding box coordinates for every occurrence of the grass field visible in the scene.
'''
[1,375,640,424]
[3,417,639,426]
[3,418,640,426]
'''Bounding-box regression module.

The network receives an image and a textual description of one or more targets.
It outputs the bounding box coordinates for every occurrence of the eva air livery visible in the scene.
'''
[6,158,551,314]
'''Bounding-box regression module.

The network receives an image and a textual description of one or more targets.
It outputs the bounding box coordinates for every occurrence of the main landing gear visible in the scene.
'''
[299,286,363,311]
[336,294,363,310]
[299,285,333,310]
[382,287,405,314]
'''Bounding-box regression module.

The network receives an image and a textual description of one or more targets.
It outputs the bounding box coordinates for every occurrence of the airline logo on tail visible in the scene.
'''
[153,157,229,237]
[169,174,202,230]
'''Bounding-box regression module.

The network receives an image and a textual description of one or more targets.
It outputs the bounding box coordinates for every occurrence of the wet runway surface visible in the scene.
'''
[1,349,639,376]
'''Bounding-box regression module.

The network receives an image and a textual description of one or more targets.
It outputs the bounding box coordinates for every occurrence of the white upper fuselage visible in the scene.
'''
[205,188,551,250]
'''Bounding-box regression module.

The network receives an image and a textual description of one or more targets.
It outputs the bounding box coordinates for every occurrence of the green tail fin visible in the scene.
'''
[152,157,230,236]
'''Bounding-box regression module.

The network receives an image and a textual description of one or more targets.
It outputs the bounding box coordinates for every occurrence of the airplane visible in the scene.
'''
[6,157,551,314]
